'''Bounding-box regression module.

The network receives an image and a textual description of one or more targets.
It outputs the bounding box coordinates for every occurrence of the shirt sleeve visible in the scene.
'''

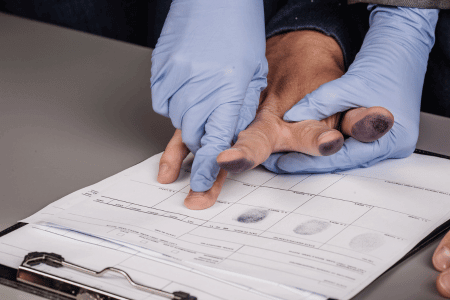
[265,0,370,70]
[347,0,449,9]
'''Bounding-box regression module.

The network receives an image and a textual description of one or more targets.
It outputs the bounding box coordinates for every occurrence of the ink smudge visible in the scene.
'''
[349,232,385,252]
[318,137,344,156]
[218,157,255,173]
[237,209,269,223]
[293,220,330,235]
[351,114,394,142]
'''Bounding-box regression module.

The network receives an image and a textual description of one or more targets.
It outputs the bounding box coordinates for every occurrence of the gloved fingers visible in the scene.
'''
[234,74,268,141]
[283,77,364,123]
[157,128,230,211]
[261,115,396,174]
[184,169,228,210]
[151,60,191,119]
[150,0,266,119]
[179,102,216,155]
[218,115,344,174]
[339,106,394,143]
[433,231,450,272]
[259,106,395,175]
[276,136,392,174]
[261,152,288,174]
[177,73,252,154]
[158,129,190,184]
[188,102,241,192]
[436,268,450,299]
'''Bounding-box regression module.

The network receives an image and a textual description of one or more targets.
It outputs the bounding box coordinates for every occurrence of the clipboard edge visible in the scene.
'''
[0,222,74,299]
[0,222,27,238]
[0,263,72,300]
[414,148,450,160]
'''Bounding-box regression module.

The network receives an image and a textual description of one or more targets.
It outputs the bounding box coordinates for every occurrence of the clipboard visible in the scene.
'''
[1,149,450,300]
[0,222,196,300]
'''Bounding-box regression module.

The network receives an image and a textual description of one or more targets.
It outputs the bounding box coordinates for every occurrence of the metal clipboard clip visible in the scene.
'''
[17,252,196,300]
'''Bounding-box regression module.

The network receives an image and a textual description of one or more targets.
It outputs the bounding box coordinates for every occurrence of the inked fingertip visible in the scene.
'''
[218,158,255,173]
[318,136,344,156]
[372,115,393,133]
[217,149,255,173]
[351,114,394,143]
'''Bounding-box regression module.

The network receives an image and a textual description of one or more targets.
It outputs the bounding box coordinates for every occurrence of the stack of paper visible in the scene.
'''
[2,152,450,299]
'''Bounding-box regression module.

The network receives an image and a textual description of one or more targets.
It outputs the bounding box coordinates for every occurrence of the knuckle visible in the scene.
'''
[201,134,232,151]
[169,52,191,65]
[151,100,168,117]
[167,52,196,73]
[181,133,200,154]
[153,51,196,76]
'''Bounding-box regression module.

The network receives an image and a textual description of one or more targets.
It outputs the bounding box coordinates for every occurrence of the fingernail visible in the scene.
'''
[158,164,169,176]
[318,130,335,140]
[434,246,450,271]
[438,272,450,296]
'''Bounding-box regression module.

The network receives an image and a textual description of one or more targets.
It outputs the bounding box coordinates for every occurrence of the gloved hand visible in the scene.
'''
[151,0,268,191]
[263,6,439,174]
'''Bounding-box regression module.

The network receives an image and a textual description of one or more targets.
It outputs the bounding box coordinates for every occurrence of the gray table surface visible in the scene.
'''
[1,12,450,300]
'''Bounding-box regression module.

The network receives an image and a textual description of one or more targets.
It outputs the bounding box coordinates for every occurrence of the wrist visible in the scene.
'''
[263,30,345,116]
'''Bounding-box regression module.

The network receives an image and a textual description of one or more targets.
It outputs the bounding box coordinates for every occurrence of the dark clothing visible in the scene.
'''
[348,0,450,9]
[0,1,158,48]
[265,0,370,69]
[422,12,450,116]
[1,1,450,117]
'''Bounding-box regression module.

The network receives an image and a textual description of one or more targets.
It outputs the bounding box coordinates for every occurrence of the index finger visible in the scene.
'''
[185,102,241,192]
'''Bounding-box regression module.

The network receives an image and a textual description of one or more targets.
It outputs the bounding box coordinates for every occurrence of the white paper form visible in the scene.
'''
[23,155,162,222]
[0,224,312,300]
[24,153,450,300]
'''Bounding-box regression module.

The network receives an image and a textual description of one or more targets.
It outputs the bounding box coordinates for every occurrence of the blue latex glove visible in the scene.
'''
[263,6,439,174]
[151,0,268,191]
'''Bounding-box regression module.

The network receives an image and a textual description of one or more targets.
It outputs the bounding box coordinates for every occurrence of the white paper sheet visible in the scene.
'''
[0,224,315,300]
[22,153,450,299]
